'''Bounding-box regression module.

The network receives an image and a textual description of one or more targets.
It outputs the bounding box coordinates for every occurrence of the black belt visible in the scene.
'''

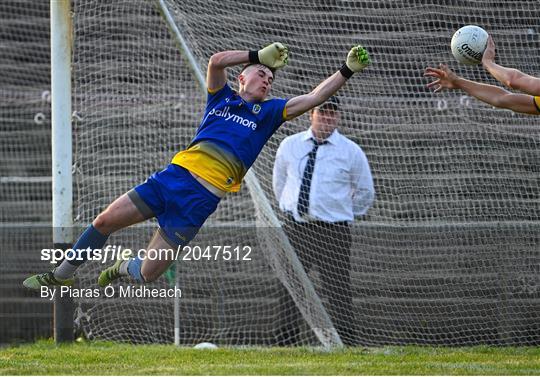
[285,212,349,227]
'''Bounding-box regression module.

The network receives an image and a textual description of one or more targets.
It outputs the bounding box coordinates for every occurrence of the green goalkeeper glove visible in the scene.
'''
[249,42,289,69]
[340,44,370,78]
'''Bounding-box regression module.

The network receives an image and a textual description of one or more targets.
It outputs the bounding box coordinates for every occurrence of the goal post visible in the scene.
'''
[50,0,74,344]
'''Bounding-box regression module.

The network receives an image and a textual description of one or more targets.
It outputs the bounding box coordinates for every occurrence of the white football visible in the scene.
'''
[193,342,218,349]
[450,25,489,65]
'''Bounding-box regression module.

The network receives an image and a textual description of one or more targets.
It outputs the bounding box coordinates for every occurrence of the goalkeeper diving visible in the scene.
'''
[24,42,370,289]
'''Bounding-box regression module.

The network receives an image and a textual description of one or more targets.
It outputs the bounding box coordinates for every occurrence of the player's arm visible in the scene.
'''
[284,45,370,120]
[207,51,249,93]
[285,72,346,120]
[207,42,289,93]
[425,64,539,115]
[482,36,540,96]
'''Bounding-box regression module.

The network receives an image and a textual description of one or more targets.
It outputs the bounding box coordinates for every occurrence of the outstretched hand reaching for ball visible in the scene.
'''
[424,64,460,93]
[481,36,496,66]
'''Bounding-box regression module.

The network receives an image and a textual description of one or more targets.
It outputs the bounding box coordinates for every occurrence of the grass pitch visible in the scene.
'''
[1,339,539,375]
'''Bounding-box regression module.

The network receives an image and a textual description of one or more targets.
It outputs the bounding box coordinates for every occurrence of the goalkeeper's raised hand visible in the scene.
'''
[340,44,370,79]
[249,42,289,69]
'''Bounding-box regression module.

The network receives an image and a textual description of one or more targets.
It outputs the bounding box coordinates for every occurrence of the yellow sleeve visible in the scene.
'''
[533,96,540,114]
[207,85,225,95]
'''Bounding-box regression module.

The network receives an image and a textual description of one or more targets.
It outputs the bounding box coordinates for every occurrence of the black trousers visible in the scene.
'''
[277,216,356,345]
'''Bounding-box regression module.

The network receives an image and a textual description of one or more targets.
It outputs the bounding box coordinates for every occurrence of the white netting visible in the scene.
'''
[1,0,54,342]
[71,0,540,346]
[1,0,51,222]
[1,0,539,345]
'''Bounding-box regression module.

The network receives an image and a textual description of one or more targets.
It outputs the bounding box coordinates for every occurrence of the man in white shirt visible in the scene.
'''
[272,96,375,346]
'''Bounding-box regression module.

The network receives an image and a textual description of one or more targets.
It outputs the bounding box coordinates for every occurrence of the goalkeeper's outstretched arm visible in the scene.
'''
[284,45,370,120]
[207,42,288,92]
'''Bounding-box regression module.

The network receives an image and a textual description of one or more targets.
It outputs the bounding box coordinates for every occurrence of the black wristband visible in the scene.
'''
[249,50,260,64]
[339,64,354,79]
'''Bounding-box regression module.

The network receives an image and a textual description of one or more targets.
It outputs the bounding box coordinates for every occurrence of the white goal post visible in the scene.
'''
[50,0,74,344]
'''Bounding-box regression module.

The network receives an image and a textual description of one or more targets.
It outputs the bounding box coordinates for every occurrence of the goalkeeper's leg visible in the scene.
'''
[98,228,176,286]
[98,165,222,286]
[23,193,149,290]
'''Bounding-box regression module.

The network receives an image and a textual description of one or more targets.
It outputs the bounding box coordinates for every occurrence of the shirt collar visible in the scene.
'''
[303,128,340,145]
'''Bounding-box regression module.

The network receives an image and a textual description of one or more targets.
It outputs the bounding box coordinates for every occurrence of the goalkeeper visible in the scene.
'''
[24,42,370,289]
[425,36,540,114]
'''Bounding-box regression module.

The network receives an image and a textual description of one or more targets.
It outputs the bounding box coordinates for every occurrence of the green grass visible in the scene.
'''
[1,339,539,375]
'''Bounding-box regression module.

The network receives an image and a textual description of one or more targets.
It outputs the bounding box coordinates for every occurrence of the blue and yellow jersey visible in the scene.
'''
[172,83,288,192]
[534,96,540,113]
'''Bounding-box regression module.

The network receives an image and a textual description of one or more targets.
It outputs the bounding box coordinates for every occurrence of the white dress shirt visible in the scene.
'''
[273,128,375,223]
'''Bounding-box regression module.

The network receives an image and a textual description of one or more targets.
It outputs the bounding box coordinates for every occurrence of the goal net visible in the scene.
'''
[69,0,539,346]
[2,0,539,346]
[1,0,55,341]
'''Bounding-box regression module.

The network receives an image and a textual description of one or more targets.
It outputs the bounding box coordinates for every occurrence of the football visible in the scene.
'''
[193,342,218,349]
[450,25,489,65]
